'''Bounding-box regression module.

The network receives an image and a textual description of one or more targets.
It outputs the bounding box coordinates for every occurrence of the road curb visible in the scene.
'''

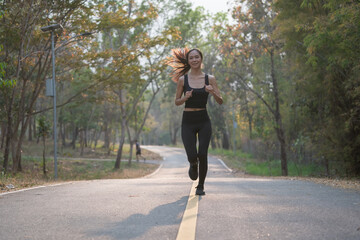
[141,157,165,178]
[216,157,233,173]
[0,182,73,196]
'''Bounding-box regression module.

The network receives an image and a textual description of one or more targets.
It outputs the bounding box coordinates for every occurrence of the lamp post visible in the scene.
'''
[41,24,63,180]
[41,24,93,180]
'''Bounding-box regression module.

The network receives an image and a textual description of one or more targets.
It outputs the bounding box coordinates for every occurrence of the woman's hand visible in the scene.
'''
[207,75,223,105]
[185,89,193,99]
[205,85,214,94]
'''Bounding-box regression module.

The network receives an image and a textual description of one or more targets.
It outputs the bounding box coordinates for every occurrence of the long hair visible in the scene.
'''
[166,48,203,82]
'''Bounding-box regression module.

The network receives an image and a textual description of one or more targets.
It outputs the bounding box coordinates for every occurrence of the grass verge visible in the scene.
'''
[209,148,321,177]
[1,159,158,193]
[209,148,360,191]
[0,144,161,193]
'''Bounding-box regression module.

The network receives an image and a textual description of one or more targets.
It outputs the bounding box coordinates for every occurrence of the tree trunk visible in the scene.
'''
[3,125,12,173]
[13,115,32,172]
[2,89,15,173]
[107,130,112,156]
[103,106,111,149]
[59,114,66,147]
[115,124,125,169]
[270,50,288,176]
[248,116,253,138]
[10,138,16,172]
[126,124,133,166]
[84,107,95,148]
[103,123,110,149]
[222,129,230,150]
[276,124,288,175]
[43,136,46,175]
[28,116,33,141]
[247,112,253,153]
[128,142,134,166]
[325,157,330,177]
[244,91,253,139]
[94,128,101,150]
[84,128,88,147]
[71,126,79,149]
[172,126,179,145]
[89,129,95,148]
[210,137,216,149]
[1,122,6,150]
[80,130,84,156]
[109,129,116,156]
[170,119,180,145]
[33,115,36,142]
[115,90,127,169]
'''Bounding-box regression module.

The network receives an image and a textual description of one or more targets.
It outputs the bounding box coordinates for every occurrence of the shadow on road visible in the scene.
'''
[85,195,188,239]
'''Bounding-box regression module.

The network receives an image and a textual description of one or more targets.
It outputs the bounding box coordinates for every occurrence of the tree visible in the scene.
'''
[221,0,289,175]
[202,12,231,149]
[0,0,94,173]
[274,0,360,176]
[89,0,179,169]
[37,116,51,175]
[0,23,17,173]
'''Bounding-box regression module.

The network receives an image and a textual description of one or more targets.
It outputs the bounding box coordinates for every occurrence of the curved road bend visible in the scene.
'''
[0,146,359,240]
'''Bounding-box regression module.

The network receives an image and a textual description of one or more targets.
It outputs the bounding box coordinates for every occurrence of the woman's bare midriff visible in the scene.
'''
[184,108,206,111]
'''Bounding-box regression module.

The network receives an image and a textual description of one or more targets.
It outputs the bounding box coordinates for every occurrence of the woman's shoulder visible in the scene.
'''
[206,74,216,83]
[178,75,185,84]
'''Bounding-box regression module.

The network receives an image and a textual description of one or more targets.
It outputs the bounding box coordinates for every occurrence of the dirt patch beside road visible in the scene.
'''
[232,171,360,192]
[302,177,360,192]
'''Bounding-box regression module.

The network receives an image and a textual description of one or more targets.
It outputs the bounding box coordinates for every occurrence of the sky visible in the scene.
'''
[190,0,232,14]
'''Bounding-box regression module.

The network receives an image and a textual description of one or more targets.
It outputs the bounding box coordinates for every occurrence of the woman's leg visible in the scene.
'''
[181,123,197,164]
[181,122,199,180]
[197,119,212,186]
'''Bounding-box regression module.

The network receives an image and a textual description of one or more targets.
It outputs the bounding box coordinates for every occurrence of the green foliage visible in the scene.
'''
[274,0,360,176]
[245,160,322,177]
[209,148,253,160]
[37,116,51,139]
[209,148,322,177]
[0,73,17,88]
[0,45,16,88]
[1,0,359,178]
[165,0,206,47]
[209,148,252,170]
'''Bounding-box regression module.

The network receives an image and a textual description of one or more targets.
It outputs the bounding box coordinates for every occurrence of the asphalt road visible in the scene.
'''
[0,146,359,240]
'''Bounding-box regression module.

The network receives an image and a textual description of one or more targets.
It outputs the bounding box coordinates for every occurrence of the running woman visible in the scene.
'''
[167,48,223,195]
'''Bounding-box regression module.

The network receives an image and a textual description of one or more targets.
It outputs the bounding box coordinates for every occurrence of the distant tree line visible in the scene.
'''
[1,0,359,177]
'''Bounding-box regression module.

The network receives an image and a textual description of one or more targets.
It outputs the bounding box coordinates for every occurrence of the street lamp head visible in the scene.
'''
[41,24,63,32]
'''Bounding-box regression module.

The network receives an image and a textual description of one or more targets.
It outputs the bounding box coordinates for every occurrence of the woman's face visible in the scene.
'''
[187,50,202,69]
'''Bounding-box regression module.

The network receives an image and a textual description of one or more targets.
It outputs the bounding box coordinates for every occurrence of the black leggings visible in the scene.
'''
[181,110,212,186]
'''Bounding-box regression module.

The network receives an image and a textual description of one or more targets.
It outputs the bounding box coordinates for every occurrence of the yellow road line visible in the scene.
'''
[176,182,199,240]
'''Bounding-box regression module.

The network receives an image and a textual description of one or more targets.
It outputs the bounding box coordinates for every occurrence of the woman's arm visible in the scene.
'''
[205,75,223,105]
[175,76,193,106]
